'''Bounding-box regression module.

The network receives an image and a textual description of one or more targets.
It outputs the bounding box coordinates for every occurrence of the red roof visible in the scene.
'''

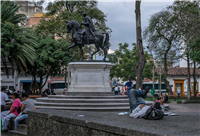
[154,67,200,76]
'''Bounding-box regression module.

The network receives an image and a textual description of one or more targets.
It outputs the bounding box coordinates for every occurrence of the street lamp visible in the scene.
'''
[147,46,155,90]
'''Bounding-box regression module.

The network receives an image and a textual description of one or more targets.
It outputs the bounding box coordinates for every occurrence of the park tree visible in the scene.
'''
[29,35,70,93]
[135,0,145,89]
[190,36,200,97]
[108,43,154,81]
[1,1,37,76]
[143,10,180,95]
[168,1,200,99]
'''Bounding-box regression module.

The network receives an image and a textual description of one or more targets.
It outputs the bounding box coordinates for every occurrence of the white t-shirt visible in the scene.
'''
[130,105,164,118]
[1,91,9,106]
[177,89,181,93]
[114,87,118,91]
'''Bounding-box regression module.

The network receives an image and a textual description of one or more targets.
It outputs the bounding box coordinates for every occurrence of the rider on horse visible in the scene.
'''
[79,12,98,44]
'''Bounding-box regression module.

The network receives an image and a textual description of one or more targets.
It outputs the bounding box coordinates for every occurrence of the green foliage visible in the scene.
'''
[190,36,200,65]
[1,1,37,75]
[108,43,153,80]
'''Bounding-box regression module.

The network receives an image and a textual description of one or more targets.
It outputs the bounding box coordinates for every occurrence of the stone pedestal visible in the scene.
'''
[68,61,113,92]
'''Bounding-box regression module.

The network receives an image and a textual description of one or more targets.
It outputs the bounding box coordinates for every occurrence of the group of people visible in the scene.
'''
[1,87,35,131]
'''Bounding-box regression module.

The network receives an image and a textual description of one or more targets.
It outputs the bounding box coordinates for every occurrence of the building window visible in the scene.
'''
[191,82,199,93]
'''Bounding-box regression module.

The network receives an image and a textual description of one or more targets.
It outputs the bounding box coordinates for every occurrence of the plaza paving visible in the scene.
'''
[1,103,200,136]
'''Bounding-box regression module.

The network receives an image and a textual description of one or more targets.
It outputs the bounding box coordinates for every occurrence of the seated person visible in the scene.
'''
[1,87,12,112]
[1,93,21,131]
[164,94,168,103]
[61,88,67,95]
[129,86,150,113]
[14,92,34,130]
[158,94,163,100]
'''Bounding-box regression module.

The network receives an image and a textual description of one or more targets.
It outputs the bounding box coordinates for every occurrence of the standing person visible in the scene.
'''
[124,78,133,98]
[14,92,34,130]
[177,88,181,98]
[114,85,118,95]
[1,93,21,131]
[1,87,11,111]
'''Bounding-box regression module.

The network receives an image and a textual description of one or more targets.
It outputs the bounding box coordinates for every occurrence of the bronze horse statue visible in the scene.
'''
[66,20,109,61]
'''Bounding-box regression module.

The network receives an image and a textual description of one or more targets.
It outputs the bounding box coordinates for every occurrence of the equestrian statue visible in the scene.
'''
[66,12,109,61]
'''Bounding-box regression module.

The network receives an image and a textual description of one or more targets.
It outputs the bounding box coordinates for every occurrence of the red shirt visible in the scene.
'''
[10,98,21,116]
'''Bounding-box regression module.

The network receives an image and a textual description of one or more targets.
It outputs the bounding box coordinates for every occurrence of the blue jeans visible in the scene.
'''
[14,114,28,130]
[127,87,131,98]
[1,111,16,130]
[129,89,146,112]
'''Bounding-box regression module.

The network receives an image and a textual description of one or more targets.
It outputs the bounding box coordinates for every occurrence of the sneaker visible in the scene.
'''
[143,86,150,98]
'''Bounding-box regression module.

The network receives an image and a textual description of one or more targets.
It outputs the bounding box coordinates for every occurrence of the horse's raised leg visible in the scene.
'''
[68,43,76,58]
[79,44,84,60]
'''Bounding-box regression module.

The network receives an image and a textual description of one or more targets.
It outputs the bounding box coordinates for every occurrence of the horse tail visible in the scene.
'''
[103,32,109,51]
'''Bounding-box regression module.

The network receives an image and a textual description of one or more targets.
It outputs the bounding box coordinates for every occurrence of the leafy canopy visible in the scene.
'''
[108,43,153,81]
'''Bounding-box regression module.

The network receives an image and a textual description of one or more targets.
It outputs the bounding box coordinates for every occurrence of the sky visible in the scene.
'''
[97,1,173,50]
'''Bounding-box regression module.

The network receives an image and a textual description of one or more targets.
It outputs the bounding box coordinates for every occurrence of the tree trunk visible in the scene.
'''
[39,75,49,95]
[193,61,197,97]
[31,75,38,95]
[135,0,145,89]
[187,53,191,99]
[163,46,173,95]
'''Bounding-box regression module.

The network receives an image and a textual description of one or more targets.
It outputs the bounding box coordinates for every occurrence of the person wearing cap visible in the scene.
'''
[124,78,134,98]
[61,88,67,95]
[129,88,165,118]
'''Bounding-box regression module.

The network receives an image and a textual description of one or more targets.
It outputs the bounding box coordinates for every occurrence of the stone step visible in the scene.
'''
[16,124,27,132]
[8,130,27,136]
[64,92,115,96]
[48,95,128,99]
[35,102,130,107]
[36,98,130,103]
[35,106,130,112]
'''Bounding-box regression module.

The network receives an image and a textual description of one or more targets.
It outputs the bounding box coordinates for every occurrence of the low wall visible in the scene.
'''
[27,110,157,136]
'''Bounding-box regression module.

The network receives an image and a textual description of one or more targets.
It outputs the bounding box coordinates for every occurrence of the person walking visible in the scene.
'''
[177,88,181,98]
[124,78,133,98]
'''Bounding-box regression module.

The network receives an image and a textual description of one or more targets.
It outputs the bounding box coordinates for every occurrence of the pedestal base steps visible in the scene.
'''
[35,94,169,112]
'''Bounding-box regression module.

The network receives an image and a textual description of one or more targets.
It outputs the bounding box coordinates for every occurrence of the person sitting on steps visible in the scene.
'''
[14,92,35,130]
[1,93,21,131]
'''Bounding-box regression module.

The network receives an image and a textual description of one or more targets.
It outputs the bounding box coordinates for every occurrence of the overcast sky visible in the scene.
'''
[97,1,173,50]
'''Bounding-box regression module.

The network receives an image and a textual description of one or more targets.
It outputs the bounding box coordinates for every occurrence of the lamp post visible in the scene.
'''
[159,60,161,94]
[147,46,155,100]
[147,46,155,89]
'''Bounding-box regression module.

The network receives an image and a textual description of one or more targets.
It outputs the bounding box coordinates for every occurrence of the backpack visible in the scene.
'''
[144,107,164,120]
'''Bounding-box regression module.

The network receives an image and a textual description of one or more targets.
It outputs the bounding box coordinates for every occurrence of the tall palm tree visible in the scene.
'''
[1,1,37,76]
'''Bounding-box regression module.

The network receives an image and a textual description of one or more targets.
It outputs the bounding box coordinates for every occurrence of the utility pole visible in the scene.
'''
[160,60,161,94]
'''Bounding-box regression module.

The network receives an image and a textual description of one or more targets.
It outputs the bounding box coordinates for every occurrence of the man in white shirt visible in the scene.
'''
[114,85,118,95]
[177,88,181,98]
[1,87,11,111]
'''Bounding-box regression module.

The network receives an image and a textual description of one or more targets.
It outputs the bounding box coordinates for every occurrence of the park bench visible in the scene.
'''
[168,95,179,101]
